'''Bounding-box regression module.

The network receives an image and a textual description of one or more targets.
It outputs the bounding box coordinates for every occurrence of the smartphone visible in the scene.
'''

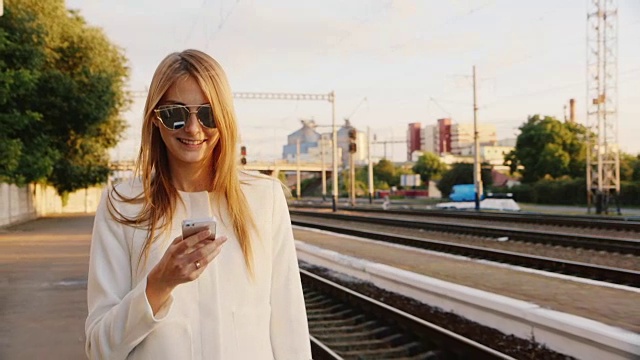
[181,217,217,240]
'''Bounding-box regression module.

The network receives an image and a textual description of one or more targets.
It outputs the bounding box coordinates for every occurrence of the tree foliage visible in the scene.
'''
[412,152,446,184]
[354,165,388,192]
[632,157,640,182]
[619,153,640,182]
[436,162,493,198]
[373,159,398,187]
[0,0,129,194]
[504,115,588,183]
[370,159,413,188]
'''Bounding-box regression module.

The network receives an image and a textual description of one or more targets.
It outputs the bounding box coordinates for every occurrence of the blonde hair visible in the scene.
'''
[108,49,256,274]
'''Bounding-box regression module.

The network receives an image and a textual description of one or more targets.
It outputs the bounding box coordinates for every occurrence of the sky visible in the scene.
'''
[65,0,640,162]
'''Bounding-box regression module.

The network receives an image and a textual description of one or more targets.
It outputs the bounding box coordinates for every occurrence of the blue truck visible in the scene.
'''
[449,184,483,202]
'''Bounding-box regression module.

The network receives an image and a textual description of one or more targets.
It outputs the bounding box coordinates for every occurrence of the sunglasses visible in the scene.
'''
[154,104,216,130]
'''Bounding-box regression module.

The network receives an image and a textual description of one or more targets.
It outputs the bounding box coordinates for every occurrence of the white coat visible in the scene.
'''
[85,171,312,359]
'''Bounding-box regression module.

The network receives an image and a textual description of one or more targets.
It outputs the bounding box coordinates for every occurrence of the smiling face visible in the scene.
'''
[156,75,220,173]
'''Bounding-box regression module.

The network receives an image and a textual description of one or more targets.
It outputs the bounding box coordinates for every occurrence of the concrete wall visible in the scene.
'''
[0,183,36,227]
[0,183,104,227]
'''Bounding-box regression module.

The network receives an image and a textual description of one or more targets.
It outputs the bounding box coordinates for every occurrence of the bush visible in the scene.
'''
[619,182,640,206]
[492,178,640,207]
[531,178,586,205]
[505,184,534,203]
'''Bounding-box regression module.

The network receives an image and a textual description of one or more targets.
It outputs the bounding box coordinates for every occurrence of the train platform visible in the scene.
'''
[1,213,636,359]
[292,227,640,334]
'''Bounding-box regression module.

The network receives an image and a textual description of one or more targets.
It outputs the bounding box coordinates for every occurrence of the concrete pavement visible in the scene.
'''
[0,214,94,360]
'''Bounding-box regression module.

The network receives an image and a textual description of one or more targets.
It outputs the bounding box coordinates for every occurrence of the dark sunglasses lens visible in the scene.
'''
[197,106,215,128]
[158,107,188,130]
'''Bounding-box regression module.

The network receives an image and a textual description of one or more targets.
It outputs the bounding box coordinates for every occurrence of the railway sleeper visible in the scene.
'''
[313,326,395,342]
[338,341,428,358]
[306,309,354,320]
[305,297,333,308]
[310,320,382,336]
[306,303,345,315]
[324,333,406,349]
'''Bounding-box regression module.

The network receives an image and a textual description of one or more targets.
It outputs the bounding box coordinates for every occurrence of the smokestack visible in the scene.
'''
[569,98,576,123]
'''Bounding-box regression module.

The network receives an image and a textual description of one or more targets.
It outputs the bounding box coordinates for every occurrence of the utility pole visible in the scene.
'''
[586,0,620,215]
[367,127,374,204]
[348,127,357,206]
[473,65,483,211]
[331,91,338,212]
[349,152,356,206]
[296,138,301,199]
[320,134,326,201]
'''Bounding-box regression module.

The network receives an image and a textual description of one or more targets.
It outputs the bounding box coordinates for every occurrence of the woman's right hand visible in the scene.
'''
[145,231,228,314]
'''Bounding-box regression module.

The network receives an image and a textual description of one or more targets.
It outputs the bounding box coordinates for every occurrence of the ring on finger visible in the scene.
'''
[195,260,202,269]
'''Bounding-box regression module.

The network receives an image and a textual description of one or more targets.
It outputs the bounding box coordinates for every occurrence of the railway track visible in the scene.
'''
[302,269,515,360]
[290,209,640,256]
[290,203,640,232]
[291,216,640,288]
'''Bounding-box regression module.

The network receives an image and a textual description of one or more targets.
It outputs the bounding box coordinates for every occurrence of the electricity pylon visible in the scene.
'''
[586,0,620,215]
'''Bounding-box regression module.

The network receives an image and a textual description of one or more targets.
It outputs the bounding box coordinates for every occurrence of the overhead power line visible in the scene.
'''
[206,0,240,48]
[429,97,452,117]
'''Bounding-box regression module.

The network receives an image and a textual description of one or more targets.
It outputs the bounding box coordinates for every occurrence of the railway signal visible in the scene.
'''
[240,145,247,165]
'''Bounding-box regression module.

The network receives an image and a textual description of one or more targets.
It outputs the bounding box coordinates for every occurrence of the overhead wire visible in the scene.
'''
[205,0,241,49]
[424,3,572,116]
[480,66,640,109]
[429,97,452,117]
[345,97,368,120]
[387,0,494,54]
[183,0,209,45]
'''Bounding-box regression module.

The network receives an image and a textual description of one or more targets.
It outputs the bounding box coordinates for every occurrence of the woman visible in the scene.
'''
[85,49,311,359]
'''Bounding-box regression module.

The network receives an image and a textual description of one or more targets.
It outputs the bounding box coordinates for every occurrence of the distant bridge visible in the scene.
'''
[243,160,333,176]
[110,160,136,172]
[109,160,335,177]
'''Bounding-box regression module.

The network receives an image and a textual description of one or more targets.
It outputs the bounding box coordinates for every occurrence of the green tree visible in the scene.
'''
[373,159,398,187]
[504,115,587,183]
[0,2,49,184]
[619,153,640,182]
[354,165,388,192]
[0,0,129,195]
[632,155,640,182]
[412,152,446,185]
[339,169,368,197]
[436,162,493,198]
